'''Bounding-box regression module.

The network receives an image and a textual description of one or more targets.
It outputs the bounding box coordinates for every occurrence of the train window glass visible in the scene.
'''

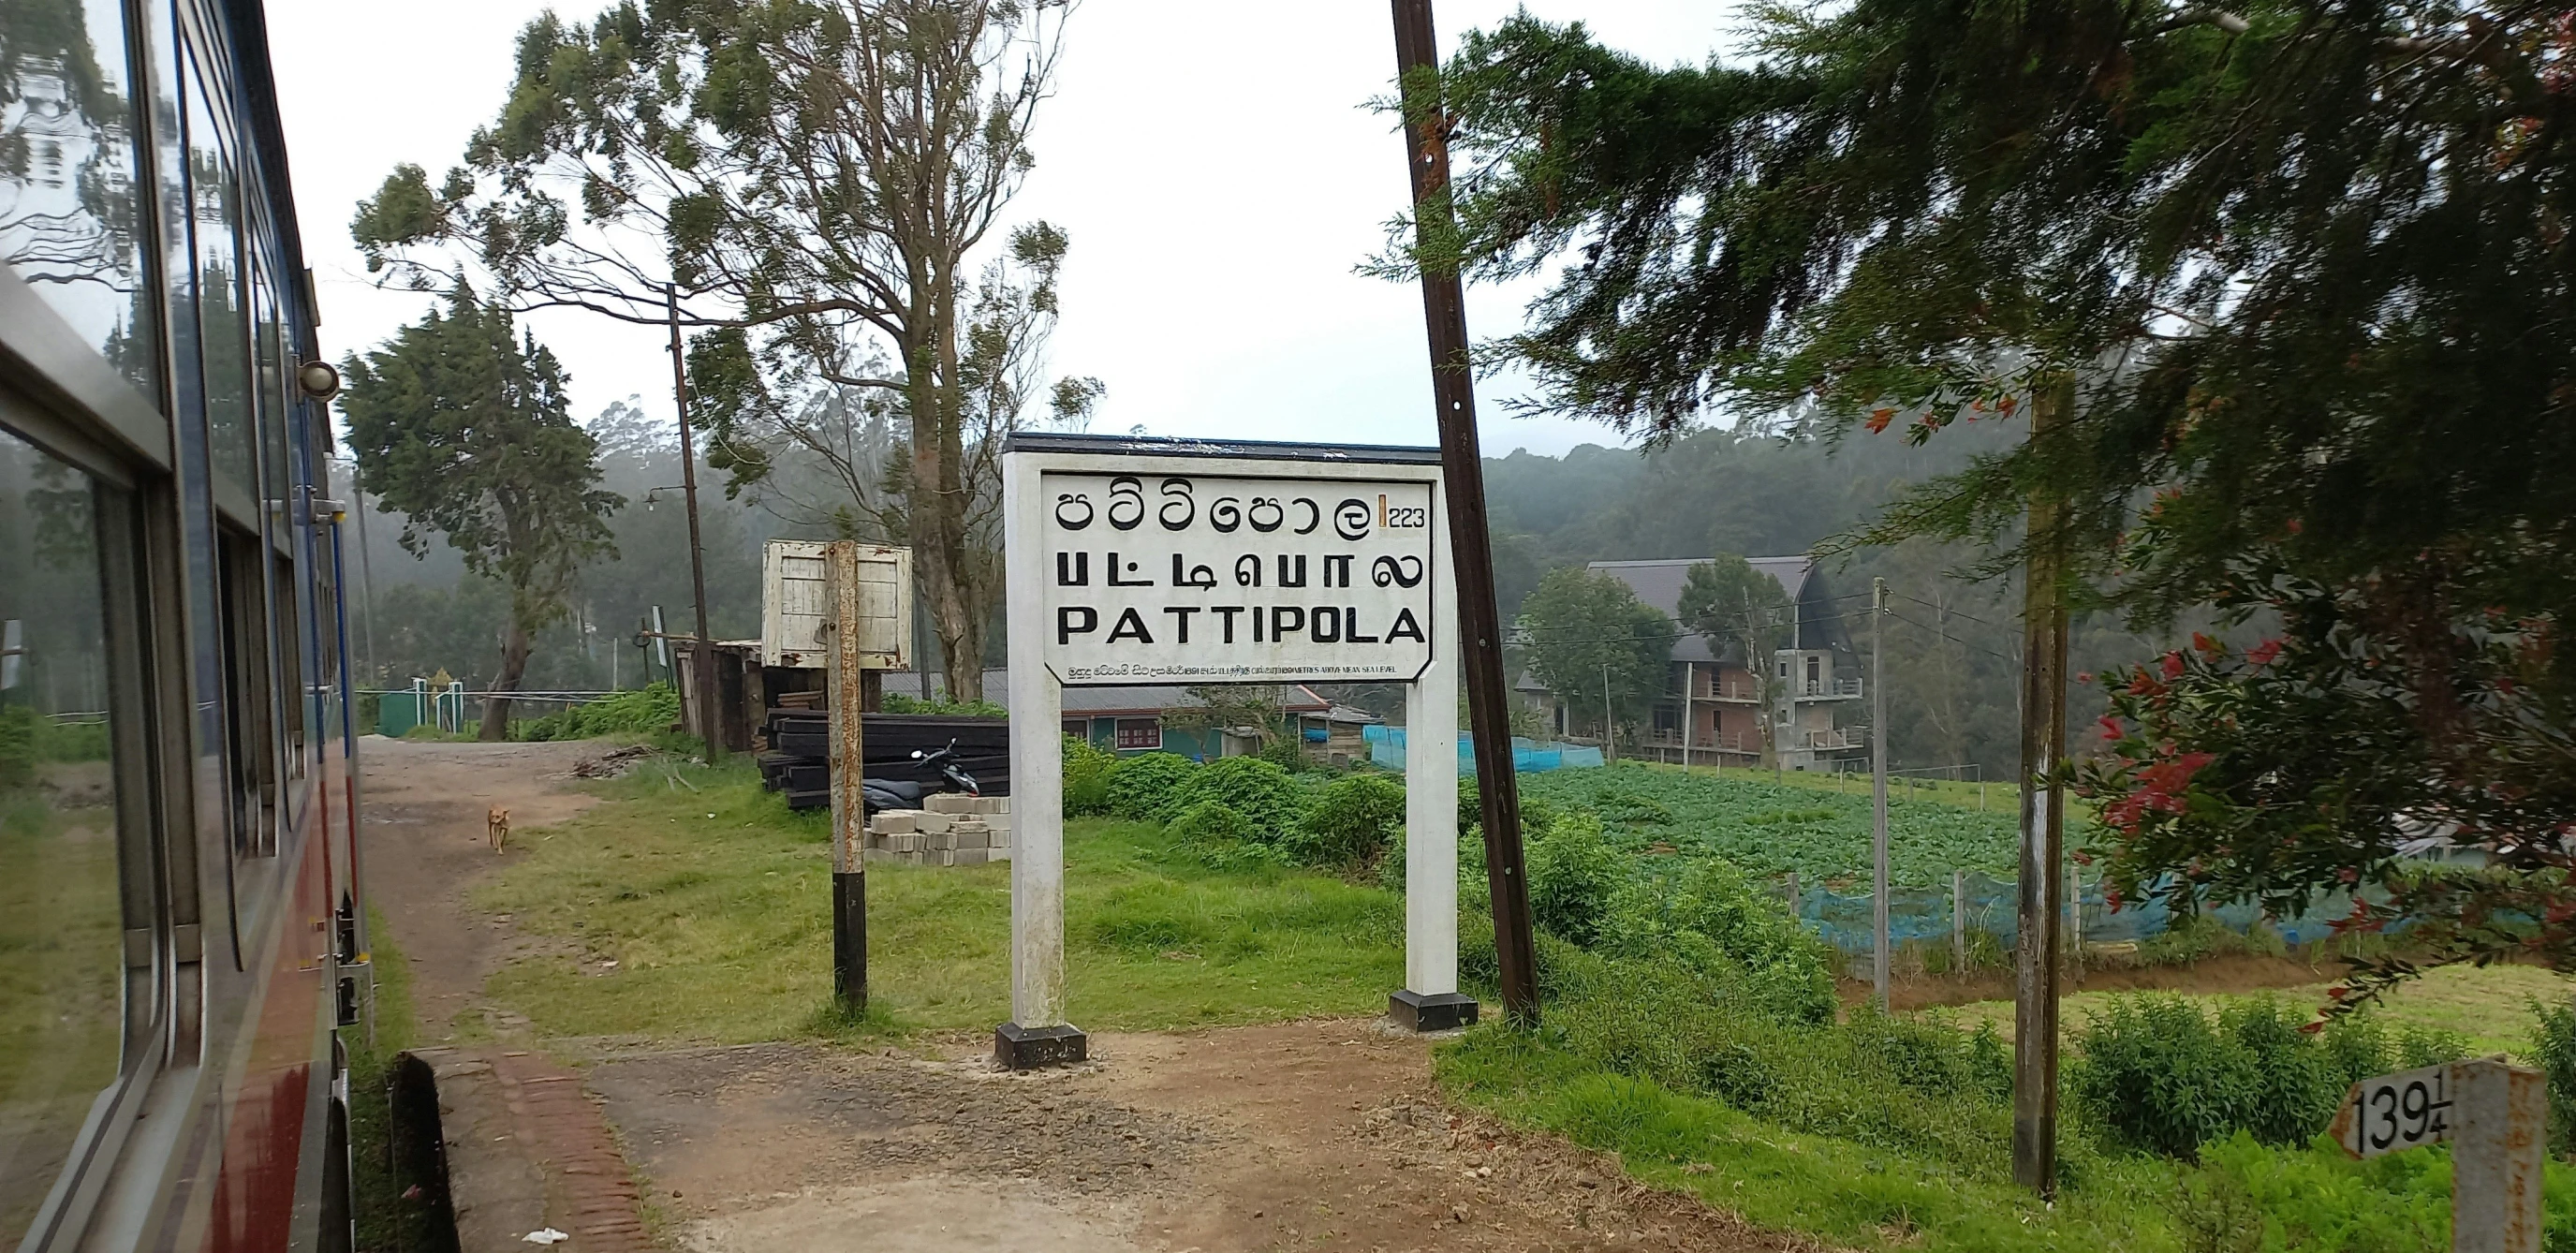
[0,0,158,397]
[182,52,252,495]
[0,426,127,1246]
[219,529,275,860]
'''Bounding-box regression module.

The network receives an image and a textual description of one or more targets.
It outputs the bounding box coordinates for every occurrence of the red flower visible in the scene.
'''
[2245,639,2282,667]
[2192,632,2222,656]
[2337,867,2359,884]
[2286,518,2303,534]
[1866,407,1896,434]
[2097,715,2125,742]
[2127,670,2165,697]
[2299,1020,2326,1035]
[2160,652,2186,681]
[2328,986,2348,998]
[2077,671,2093,685]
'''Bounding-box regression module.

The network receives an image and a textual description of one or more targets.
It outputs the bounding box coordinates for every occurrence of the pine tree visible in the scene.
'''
[341,288,621,740]
[1411,0,2576,990]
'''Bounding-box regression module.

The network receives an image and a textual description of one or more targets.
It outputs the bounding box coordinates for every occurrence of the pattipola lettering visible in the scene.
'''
[1038,470,1438,685]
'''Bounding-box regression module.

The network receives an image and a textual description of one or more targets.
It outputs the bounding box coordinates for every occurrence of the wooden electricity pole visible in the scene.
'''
[825,541,869,1008]
[667,284,723,760]
[1391,0,1540,1025]
[2012,381,2073,1196]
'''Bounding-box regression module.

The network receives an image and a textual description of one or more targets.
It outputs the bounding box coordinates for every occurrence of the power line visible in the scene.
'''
[1884,609,2018,660]
[1895,592,2010,628]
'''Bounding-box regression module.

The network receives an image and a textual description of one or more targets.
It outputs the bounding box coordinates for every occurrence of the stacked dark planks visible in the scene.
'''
[756,712,1011,812]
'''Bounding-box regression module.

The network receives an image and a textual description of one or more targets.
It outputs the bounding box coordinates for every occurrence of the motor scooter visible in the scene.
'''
[861,738,981,816]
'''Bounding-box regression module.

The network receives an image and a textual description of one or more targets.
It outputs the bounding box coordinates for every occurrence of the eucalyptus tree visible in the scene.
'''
[1401,0,2576,988]
[351,0,1095,700]
[340,288,621,740]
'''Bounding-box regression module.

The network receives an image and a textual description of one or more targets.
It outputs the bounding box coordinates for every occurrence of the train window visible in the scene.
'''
[183,52,254,497]
[0,426,130,1246]
[0,0,158,397]
[219,529,276,860]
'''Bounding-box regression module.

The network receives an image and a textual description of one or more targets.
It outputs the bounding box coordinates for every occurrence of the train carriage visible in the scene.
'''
[0,0,363,1249]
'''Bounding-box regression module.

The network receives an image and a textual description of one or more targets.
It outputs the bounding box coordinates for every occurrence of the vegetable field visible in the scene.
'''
[1516,763,2061,887]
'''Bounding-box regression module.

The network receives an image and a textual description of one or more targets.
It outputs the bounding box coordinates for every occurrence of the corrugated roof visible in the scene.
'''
[1583,557,1815,665]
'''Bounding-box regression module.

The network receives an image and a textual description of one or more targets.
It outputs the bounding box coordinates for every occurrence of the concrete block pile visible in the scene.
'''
[864,792,1013,865]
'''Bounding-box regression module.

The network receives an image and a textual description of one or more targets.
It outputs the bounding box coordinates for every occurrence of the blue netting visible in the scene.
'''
[1787,870,2380,954]
[1361,726,1606,774]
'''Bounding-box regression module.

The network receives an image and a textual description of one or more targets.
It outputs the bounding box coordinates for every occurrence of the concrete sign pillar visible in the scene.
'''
[997,434,1461,1069]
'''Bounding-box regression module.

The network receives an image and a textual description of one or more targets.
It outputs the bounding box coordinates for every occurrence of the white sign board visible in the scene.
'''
[763,539,911,669]
[2333,1062,2452,1158]
[1038,472,1437,685]
[999,435,1465,1061]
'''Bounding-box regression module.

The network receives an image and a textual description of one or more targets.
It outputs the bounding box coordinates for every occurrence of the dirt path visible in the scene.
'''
[361,735,608,1039]
[593,1025,1808,1253]
[361,738,1805,1253]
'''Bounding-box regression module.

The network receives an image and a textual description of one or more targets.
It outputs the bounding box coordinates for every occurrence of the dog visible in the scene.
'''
[487,806,510,853]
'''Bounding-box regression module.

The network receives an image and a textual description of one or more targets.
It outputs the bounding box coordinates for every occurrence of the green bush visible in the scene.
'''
[882,692,1008,717]
[2535,996,2576,1158]
[1525,811,1625,947]
[1296,774,1406,871]
[0,705,36,790]
[1259,732,1306,773]
[1599,857,1837,1025]
[2068,996,2469,1159]
[521,683,682,742]
[1169,756,1306,841]
[1166,800,1289,873]
[1063,735,1116,817]
[1104,751,1199,822]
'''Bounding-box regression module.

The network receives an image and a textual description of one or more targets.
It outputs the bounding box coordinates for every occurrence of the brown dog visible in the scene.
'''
[487,806,510,853]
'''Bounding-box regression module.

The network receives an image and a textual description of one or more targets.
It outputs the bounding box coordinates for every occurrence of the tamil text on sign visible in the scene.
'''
[1038,471,1437,685]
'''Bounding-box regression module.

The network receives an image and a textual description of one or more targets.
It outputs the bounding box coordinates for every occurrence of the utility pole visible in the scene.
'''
[667,285,723,760]
[2013,380,2073,1196]
[1391,0,1539,1026]
[1872,577,1891,1011]
[824,541,869,1009]
[349,465,380,689]
[1601,663,1615,766]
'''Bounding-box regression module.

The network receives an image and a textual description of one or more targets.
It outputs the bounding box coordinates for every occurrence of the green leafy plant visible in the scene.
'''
[522,683,682,741]
[882,692,1008,718]
[1295,774,1406,872]
[1062,735,1116,818]
[2533,996,2576,1159]
[1166,801,1289,874]
[2069,996,2469,1159]
[1168,757,1306,844]
[1525,811,1625,948]
[0,705,35,791]
[1103,751,1199,823]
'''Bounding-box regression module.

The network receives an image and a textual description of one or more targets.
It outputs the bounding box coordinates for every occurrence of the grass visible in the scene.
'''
[1950,962,2574,1060]
[347,907,437,1253]
[473,759,1403,1042]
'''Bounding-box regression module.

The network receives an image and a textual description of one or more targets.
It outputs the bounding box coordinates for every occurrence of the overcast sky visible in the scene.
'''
[267,2,1741,458]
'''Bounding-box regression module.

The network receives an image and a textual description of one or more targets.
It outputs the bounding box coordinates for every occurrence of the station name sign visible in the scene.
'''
[1038,470,1438,685]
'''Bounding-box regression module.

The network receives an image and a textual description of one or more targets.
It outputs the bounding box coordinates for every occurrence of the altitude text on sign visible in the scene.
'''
[1038,472,1438,685]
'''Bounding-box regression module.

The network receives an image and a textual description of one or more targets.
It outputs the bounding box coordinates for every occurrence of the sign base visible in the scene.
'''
[994,1022,1088,1070]
[1390,990,1479,1033]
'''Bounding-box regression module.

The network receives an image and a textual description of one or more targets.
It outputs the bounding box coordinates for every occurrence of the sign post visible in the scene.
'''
[2328,1057,2546,1253]
[998,434,1466,1069]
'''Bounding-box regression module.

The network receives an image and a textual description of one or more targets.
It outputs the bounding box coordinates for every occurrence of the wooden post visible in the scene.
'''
[823,542,869,1009]
[1391,0,1539,1025]
[1953,868,1968,977]
[666,285,723,760]
[2012,378,2073,1196]
[1871,578,1891,1011]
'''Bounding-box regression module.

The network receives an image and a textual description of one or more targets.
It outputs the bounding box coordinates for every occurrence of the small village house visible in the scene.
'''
[1516,556,1868,772]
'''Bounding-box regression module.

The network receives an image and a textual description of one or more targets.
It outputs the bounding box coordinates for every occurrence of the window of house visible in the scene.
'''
[1062,717,1087,740]
[1114,717,1161,751]
[0,426,136,1246]
[1653,704,1678,733]
[1806,656,1820,684]
[1776,660,1788,678]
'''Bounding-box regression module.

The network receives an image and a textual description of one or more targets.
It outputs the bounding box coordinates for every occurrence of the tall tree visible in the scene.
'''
[1408,1,2576,986]
[349,0,1095,700]
[1515,567,1672,749]
[340,287,620,740]
[1676,555,1790,767]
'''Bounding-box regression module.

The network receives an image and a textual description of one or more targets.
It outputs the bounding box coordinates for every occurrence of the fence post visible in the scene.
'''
[1953,869,1968,977]
[2066,862,2084,975]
